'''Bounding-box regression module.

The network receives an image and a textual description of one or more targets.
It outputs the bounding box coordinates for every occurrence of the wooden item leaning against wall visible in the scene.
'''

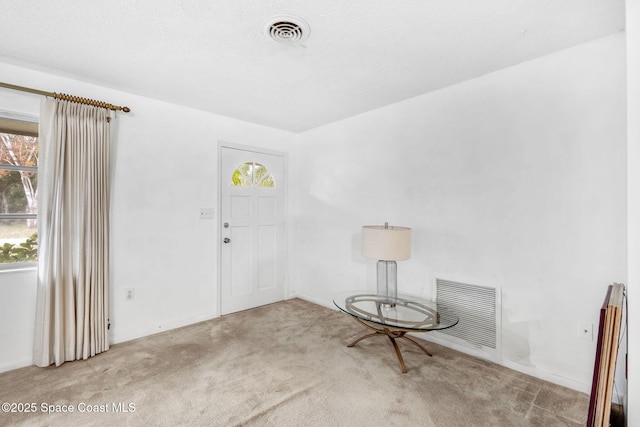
[587,283,625,427]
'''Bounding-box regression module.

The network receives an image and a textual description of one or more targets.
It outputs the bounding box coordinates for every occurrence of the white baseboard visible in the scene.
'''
[110,312,219,346]
[421,332,615,401]
[500,359,590,395]
[0,358,33,374]
[294,293,337,311]
[500,359,628,405]
[419,332,501,364]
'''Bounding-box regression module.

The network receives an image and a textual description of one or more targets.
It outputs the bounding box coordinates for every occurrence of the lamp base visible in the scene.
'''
[377,260,397,307]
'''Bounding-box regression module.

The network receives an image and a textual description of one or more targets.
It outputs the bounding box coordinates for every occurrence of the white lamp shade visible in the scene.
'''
[361,225,411,261]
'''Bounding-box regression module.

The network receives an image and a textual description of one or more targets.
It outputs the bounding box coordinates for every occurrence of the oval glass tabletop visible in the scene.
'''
[333,291,458,332]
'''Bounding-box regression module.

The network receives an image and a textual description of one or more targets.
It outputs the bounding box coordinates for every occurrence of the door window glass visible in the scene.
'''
[231,162,275,188]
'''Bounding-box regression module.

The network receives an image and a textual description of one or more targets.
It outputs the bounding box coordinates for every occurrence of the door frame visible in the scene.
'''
[217,141,289,316]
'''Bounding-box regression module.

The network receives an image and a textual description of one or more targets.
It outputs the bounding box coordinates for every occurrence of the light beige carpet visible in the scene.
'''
[0,298,588,426]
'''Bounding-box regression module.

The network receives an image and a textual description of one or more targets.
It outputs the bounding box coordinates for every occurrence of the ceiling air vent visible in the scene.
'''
[264,15,310,44]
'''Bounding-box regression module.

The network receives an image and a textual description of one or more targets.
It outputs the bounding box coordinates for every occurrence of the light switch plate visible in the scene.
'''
[200,208,214,219]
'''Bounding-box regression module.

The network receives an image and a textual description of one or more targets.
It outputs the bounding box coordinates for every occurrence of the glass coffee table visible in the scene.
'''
[334,292,458,373]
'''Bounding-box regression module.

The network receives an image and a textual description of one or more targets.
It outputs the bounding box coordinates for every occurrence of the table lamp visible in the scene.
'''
[361,223,411,306]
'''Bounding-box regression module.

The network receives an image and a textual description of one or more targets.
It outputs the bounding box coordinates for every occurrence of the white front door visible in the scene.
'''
[219,145,286,315]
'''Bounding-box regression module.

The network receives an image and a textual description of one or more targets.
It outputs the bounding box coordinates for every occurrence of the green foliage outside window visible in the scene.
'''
[231,162,275,188]
[0,232,37,263]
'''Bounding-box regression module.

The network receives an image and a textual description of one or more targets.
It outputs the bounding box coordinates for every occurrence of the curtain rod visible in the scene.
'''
[0,82,131,113]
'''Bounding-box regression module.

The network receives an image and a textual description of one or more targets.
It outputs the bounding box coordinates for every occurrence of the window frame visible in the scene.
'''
[0,114,39,271]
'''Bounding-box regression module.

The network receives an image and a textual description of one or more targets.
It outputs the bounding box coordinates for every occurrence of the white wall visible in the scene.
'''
[0,62,295,371]
[293,33,627,393]
[0,269,37,372]
[627,0,640,420]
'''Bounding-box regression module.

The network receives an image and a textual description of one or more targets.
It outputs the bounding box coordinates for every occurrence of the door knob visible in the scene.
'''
[223,238,231,244]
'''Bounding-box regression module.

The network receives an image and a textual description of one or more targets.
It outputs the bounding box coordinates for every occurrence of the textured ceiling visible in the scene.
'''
[0,1,625,132]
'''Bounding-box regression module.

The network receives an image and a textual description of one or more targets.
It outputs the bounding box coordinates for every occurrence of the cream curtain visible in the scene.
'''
[33,98,111,367]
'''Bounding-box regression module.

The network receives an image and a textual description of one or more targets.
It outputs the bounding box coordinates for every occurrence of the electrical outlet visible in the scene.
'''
[579,322,593,341]
[199,208,214,219]
[125,288,135,301]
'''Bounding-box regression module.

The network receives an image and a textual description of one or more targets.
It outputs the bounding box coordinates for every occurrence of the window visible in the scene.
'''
[231,162,275,188]
[0,117,38,267]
